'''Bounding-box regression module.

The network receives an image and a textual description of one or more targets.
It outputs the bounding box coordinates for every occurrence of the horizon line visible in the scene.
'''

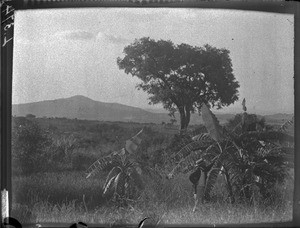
[12,94,294,116]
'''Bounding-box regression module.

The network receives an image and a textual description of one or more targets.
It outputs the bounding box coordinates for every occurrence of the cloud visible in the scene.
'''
[96,32,131,44]
[165,9,198,20]
[54,30,95,41]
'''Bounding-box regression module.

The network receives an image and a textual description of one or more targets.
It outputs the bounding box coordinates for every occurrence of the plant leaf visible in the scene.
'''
[201,144,221,162]
[86,156,113,178]
[204,160,222,200]
[114,172,126,196]
[171,140,212,162]
[125,128,144,154]
[86,148,126,178]
[201,103,224,141]
[192,133,214,142]
[168,141,221,178]
[103,174,119,196]
[239,131,294,143]
[168,149,207,178]
[103,167,122,193]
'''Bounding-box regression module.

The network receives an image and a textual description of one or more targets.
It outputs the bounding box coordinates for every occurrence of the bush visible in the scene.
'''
[12,118,52,174]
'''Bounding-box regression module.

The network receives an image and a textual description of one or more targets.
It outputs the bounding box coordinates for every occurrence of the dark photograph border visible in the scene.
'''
[1,1,299,227]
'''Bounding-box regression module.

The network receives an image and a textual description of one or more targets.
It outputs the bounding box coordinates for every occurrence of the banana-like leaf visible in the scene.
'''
[204,160,223,199]
[278,116,294,133]
[239,131,294,143]
[171,140,212,162]
[168,141,221,178]
[86,128,144,178]
[192,133,214,142]
[125,128,144,154]
[267,146,294,157]
[222,158,241,184]
[103,174,118,196]
[103,167,122,193]
[86,148,126,178]
[230,170,243,184]
[114,172,126,197]
[201,144,221,162]
[168,149,207,178]
[201,103,224,141]
[86,156,113,179]
[263,147,294,165]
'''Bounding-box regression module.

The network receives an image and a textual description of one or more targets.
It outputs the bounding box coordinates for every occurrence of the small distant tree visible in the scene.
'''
[117,37,239,130]
[226,113,269,135]
[170,119,177,125]
[26,114,36,118]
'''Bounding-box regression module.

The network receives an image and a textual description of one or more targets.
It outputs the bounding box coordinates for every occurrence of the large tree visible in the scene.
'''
[117,37,239,130]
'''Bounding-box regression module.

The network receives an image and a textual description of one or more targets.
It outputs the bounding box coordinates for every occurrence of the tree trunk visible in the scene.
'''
[178,106,191,131]
[179,107,187,131]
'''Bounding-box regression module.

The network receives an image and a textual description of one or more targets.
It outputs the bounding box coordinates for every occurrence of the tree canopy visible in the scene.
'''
[117,37,239,130]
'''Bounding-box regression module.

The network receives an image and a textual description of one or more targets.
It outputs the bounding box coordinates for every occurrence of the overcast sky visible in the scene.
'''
[12,8,294,114]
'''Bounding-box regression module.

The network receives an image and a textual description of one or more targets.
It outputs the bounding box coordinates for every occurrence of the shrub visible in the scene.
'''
[12,118,52,174]
[25,114,36,118]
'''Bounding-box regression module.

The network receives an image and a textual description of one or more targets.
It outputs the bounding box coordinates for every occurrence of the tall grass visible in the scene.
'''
[13,194,292,225]
[12,170,293,225]
[12,171,106,208]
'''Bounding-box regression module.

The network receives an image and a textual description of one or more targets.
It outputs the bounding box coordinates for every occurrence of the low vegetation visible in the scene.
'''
[11,106,294,225]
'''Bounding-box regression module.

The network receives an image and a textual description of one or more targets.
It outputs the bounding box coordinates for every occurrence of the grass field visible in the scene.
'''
[11,170,293,225]
[11,116,294,226]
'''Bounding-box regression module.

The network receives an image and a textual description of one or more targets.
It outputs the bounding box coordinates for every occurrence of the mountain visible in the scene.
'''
[12,95,237,125]
[12,95,172,124]
[12,95,292,125]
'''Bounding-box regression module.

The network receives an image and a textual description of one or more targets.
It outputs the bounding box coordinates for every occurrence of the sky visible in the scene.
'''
[12,8,294,114]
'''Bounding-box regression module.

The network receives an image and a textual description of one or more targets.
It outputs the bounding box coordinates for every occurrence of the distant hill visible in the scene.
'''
[12,95,171,124]
[263,113,294,125]
[12,95,292,125]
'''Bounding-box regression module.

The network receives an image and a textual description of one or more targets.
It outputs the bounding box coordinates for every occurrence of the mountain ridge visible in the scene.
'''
[12,95,293,125]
